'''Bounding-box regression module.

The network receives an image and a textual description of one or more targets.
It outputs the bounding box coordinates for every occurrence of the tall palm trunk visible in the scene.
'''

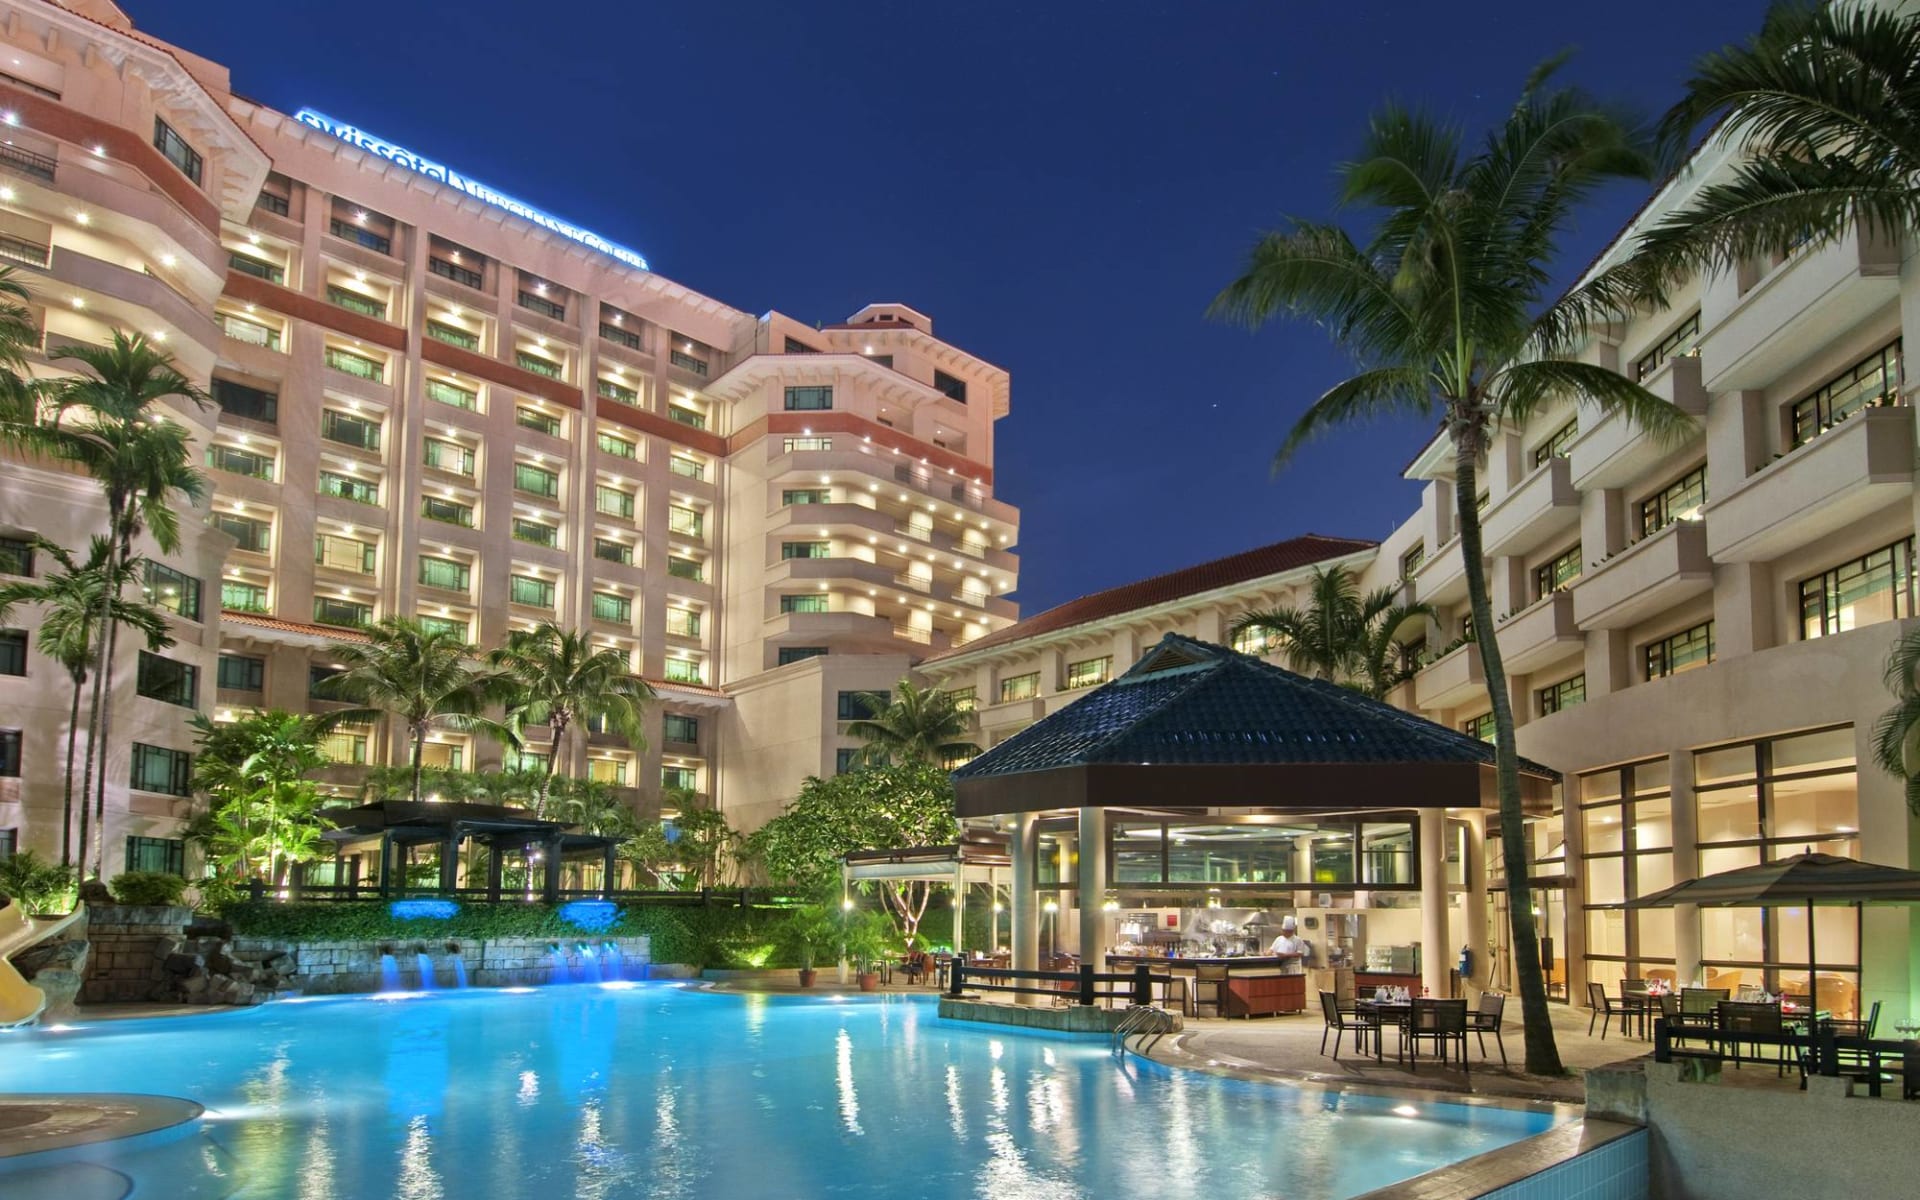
[90,614,122,877]
[540,714,569,818]
[410,719,427,806]
[76,605,110,877]
[1454,436,1563,1076]
[60,667,83,867]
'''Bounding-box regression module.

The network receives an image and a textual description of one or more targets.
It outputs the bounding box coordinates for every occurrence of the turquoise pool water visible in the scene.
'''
[1,984,1557,1199]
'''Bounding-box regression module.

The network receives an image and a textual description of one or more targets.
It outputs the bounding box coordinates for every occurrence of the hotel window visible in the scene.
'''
[320,728,369,766]
[514,463,560,500]
[670,455,706,481]
[320,408,381,452]
[1638,465,1706,537]
[426,379,478,411]
[784,336,821,354]
[596,485,636,519]
[783,436,831,453]
[425,319,478,350]
[318,470,378,506]
[782,541,830,560]
[783,488,829,506]
[418,556,470,592]
[834,748,860,774]
[780,593,829,614]
[509,575,555,609]
[325,284,387,320]
[423,437,474,476]
[1800,538,1916,639]
[948,686,977,713]
[328,204,393,255]
[220,579,269,614]
[517,406,563,437]
[308,666,343,700]
[664,714,699,744]
[1532,543,1581,599]
[0,538,31,578]
[422,496,475,528]
[667,506,704,539]
[837,690,886,721]
[1694,727,1861,1009]
[587,758,629,787]
[592,592,632,623]
[207,443,274,482]
[217,654,264,693]
[255,175,291,216]
[428,240,484,288]
[212,511,272,554]
[589,378,637,408]
[933,369,968,404]
[324,346,385,383]
[1579,758,1675,980]
[125,835,185,876]
[144,563,202,621]
[1532,418,1578,467]
[667,556,704,582]
[0,734,16,778]
[129,743,192,797]
[776,647,826,666]
[1644,620,1713,680]
[665,607,701,638]
[601,317,642,351]
[212,378,278,424]
[1790,340,1903,448]
[1461,712,1495,742]
[419,614,468,641]
[313,596,373,629]
[667,403,707,430]
[998,672,1040,703]
[1633,311,1700,381]
[136,652,198,709]
[515,351,563,380]
[598,432,637,460]
[784,386,833,411]
[662,765,700,792]
[228,251,285,284]
[517,283,567,321]
[1064,656,1111,690]
[1231,625,1276,656]
[1538,674,1586,715]
[670,349,709,376]
[220,310,283,350]
[152,117,202,185]
[419,742,466,771]
[664,657,706,683]
[594,538,633,566]
[1399,542,1425,579]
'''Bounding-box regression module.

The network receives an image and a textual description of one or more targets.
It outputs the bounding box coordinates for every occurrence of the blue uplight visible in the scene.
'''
[558,900,619,932]
[390,899,459,921]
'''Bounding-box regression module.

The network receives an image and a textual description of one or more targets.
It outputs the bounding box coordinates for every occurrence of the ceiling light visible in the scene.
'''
[72,211,89,226]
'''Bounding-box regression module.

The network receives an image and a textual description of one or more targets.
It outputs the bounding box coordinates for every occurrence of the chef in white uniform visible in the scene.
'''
[1268,915,1310,975]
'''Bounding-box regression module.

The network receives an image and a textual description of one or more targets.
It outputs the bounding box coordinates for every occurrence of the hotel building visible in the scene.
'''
[922,129,1920,1021]
[0,0,1019,868]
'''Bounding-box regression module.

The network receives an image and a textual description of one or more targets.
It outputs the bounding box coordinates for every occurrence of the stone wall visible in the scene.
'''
[228,934,654,995]
[79,904,195,1004]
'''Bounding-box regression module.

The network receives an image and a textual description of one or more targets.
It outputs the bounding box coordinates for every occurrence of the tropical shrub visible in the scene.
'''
[109,871,189,906]
[0,850,78,916]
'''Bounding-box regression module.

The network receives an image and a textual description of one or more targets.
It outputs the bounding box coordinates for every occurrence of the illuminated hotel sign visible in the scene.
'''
[292,108,650,272]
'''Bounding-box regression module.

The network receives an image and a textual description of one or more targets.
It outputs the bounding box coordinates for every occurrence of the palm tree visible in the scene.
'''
[1352,592,1440,702]
[0,537,170,866]
[1211,63,1691,1074]
[1233,564,1435,698]
[1639,3,1920,274]
[1873,629,1920,817]
[320,617,501,807]
[846,680,981,768]
[31,333,210,876]
[188,711,330,885]
[489,622,654,815]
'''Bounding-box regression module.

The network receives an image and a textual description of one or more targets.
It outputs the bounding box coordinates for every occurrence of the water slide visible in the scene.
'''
[0,900,85,1028]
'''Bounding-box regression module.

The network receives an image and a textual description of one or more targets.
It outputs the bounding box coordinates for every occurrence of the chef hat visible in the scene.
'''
[1280,916,1298,933]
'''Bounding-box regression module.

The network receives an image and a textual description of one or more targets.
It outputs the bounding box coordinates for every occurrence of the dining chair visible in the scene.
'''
[1319,990,1375,1059]
[1717,1000,1789,1075]
[1467,991,1507,1064]
[1586,981,1626,1040]
[1408,998,1469,1073]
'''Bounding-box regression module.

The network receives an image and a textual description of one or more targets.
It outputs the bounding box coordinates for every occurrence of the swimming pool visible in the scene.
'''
[2,984,1558,1199]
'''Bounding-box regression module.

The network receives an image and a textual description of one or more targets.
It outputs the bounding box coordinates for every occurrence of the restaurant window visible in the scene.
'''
[783,541,830,560]
[1799,537,1915,639]
[1633,311,1700,381]
[418,556,470,592]
[1399,542,1425,579]
[136,652,197,709]
[1231,625,1275,656]
[212,511,272,554]
[1791,340,1903,448]
[1112,822,1167,883]
[217,654,264,692]
[1361,822,1415,886]
[1533,543,1581,599]
[783,488,829,506]
[1638,466,1706,538]
[129,744,191,797]
[144,563,202,621]
[779,594,828,614]
[125,835,185,876]
[1531,418,1578,467]
[509,574,555,609]
[1538,674,1585,716]
[422,437,475,476]
[1580,758,1675,980]
[933,369,968,404]
[1461,712,1495,742]
[1694,727,1861,1011]
[153,117,202,185]
[1167,824,1303,885]
[1645,621,1714,681]
[998,672,1039,704]
[784,386,833,411]
[776,647,825,666]
[1064,656,1111,691]
[664,714,699,744]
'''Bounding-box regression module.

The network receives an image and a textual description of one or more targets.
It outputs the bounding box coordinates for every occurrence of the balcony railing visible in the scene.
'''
[220,313,282,350]
[324,347,385,382]
[669,350,708,376]
[0,232,49,268]
[429,258,483,289]
[0,143,55,183]
[667,404,707,430]
[515,352,562,380]
[425,379,477,410]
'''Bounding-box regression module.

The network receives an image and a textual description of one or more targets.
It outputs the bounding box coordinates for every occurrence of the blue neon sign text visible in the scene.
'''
[293,107,650,272]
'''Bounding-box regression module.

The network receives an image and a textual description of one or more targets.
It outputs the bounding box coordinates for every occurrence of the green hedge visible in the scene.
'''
[217,901,805,969]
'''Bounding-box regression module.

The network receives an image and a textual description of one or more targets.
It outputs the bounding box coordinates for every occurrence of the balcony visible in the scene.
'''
[42,245,217,349]
[1699,226,1902,392]
[1410,535,1468,605]
[1413,641,1485,710]
[1571,520,1711,630]
[1481,456,1580,559]
[1708,403,1915,563]
[1494,589,1581,674]
[1570,355,1708,491]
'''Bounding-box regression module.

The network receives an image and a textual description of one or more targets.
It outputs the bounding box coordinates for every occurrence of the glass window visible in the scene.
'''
[514,463,559,498]
[324,346,384,382]
[1399,543,1425,579]
[598,432,638,459]
[667,506,704,538]
[665,608,700,638]
[782,437,831,453]
[125,835,185,875]
[0,629,26,676]
[669,455,706,481]
[418,615,467,640]
[308,665,342,700]
[782,541,830,560]
[217,654,264,692]
[783,386,833,411]
[220,580,270,614]
[152,117,201,184]
[780,593,828,614]
[1538,674,1585,715]
[319,729,369,765]
[1166,824,1297,885]
[783,488,829,506]
[1461,712,1495,742]
[1633,311,1700,381]
[422,497,474,527]
[837,691,886,721]
[595,538,633,566]
[136,652,197,708]
[144,563,201,621]
[425,319,479,349]
[207,444,275,481]
[933,370,968,404]
[0,731,18,777]
[1791,340,1903,447]
[667,403,707,429]
[597,378,638,405]
[998,672,1039,703]
[426,379,478,410]
[512,518,558,548]
[418,556,470,592]
[1639,466,1707,537]
[212,511,272,554]
[509,575,555,609]
[664,657,706,683]
[1533,543,1581,598]
[592,592,631,623]
[1532,418,1578,466]
[1231,625,1275,656]
[517,407,562,436]
[314,533,375,575]
[320,408,381,451]
[318,471,378,505]
[325,284,387,320]
[515,351,563,380]
[1064,656,1111,690]
[667,556,703,582]
[0,537,29,577]
[129,744,191,796]
[1645,621,1714,680]
[1800,538,1915,639]
[664,714,699,744]
[595,485,635,519]
[1360,823,1414,885]
[313,596,372,629]
[776,647,826,666]
[211,378,278,424]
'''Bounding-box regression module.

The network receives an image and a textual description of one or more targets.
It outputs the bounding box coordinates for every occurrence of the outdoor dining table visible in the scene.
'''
[1355,999,1414,1063]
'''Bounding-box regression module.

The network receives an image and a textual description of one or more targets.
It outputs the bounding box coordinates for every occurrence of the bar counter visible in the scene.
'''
[1107,954,1305,1017]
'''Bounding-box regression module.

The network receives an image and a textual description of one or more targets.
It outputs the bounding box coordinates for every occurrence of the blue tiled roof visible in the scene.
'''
[952,634,1558,780]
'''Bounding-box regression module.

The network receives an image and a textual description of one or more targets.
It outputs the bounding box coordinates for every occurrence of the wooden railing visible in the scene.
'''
[946,961,1170,1007]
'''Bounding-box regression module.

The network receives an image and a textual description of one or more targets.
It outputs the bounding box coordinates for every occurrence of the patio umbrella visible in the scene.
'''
[1628,850,1920,1009]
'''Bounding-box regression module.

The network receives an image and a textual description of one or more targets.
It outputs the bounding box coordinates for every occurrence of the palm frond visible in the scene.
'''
[1275,366,1434,469]
[1493,358,1696,445]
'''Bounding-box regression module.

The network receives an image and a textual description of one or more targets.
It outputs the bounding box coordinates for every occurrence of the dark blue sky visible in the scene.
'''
[139,1,1766,613]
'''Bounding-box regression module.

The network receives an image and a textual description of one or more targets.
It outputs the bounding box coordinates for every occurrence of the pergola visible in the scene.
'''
[950,634,1560,996]
[842,831,1013,955]
[317,800,622,901]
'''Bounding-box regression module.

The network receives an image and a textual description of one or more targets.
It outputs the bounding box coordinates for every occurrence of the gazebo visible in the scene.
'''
[842,829,1014,957]
[951,634,1559,997]
[316,800,622,901]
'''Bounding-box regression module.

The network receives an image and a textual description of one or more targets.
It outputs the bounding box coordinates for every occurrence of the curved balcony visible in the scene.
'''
[1571,520,1711,630]
[42,244,218,349]
[1707,404,1914,564]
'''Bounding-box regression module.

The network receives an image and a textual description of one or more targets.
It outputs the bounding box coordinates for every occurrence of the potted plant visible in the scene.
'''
[786,903,837,988]
[842,910,895,993]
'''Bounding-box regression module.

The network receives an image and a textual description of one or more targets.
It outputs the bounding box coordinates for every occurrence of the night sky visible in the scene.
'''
[137,1,1768,613]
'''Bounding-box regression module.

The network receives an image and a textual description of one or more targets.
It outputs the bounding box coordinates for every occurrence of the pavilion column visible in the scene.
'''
[439,822,461,894]
[542,832,563,903]
[1010,813,1039,999]
[1419,808,1448,997]
[951,864,966,955]
[1078,806,1110,976]
[602,844,616,898]
[378,832,393,898]
[485,841,503,902]
[1670,756,1703,985]
[1462,811,1491,994]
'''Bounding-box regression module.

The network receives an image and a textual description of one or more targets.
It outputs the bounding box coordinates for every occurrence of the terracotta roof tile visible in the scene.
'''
[221,612,370,643]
